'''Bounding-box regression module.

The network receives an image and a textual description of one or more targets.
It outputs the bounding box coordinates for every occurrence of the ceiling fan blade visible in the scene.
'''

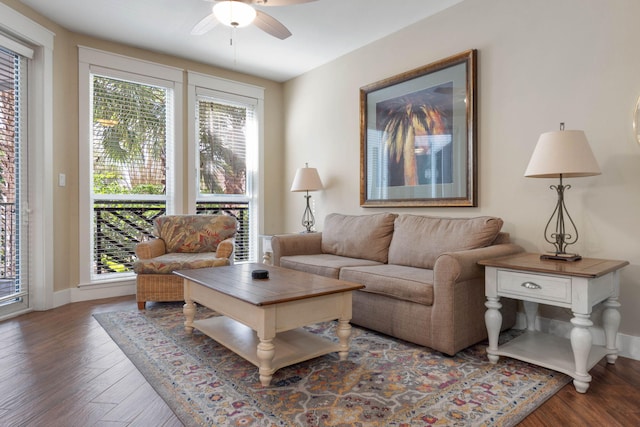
[251,0,317,6]
[254,10,292,39]
[191,14,219,35]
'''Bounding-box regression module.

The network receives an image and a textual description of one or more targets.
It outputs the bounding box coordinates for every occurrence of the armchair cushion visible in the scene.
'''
[154,214,237,253]
[133,252,230,274]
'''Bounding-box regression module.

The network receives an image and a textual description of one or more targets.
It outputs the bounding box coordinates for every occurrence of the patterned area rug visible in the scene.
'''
[94,303,570,426]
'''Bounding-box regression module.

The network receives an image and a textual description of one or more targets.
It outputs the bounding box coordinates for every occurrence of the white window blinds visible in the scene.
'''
[91,74,171,197]
[0,45,28,304]
[194,86,258,263]
[196,93,256,197]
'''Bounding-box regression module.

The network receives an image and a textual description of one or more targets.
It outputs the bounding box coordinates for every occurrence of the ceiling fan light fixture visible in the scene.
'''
[213,1,257,28]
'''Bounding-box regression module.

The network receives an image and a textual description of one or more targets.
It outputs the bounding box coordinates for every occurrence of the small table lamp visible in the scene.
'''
[524,123,601,261]
[290,163,323,233]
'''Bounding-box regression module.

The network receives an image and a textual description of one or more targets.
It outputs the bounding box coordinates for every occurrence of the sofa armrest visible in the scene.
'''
[216,237,236,261]
[271,233,323,266]
[135,238,167,260]
[434,243,525,284]
[430,242,524,355]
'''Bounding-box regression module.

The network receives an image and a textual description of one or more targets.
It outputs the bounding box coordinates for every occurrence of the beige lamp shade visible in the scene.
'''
[290,165,323,192]
[524,129,601,178]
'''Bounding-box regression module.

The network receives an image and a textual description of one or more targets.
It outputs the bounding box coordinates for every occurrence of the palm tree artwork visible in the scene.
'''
[378,83,452,187]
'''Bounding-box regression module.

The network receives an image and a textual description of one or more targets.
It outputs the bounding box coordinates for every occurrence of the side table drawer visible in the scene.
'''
[497,270,571,304]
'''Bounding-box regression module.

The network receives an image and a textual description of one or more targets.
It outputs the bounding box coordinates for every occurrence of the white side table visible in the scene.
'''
[480,252,628,393]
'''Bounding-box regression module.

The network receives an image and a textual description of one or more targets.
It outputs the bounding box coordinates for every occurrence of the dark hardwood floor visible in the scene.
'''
[1,296,639,426]
[0,296,181,427]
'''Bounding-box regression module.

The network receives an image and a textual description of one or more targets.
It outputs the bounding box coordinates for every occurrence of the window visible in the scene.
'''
[188,72,264,262]
[91,75,173,276]
[78,47,183,284]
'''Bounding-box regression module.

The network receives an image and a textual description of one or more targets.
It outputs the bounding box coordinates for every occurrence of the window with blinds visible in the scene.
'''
[92,75,169,196]
[79,47,183,285]
[196,94,255,262]
[197,98,250,196]
[90,74,172,277]
[0,45,28,308]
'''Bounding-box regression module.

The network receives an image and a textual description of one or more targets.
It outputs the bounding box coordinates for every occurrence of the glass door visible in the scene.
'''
[0,46,28,316]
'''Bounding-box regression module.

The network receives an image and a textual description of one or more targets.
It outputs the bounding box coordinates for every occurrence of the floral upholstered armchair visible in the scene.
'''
[133,214,237,309]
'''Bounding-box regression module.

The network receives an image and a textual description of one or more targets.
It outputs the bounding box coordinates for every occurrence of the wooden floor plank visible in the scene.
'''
[92,363,148,405]
[129,392,183,427]
[0,295,638,426]
[101,381,172,423]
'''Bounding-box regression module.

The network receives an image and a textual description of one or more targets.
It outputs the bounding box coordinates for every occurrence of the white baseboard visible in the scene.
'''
[53,279,136,308]
[515,312,640,361]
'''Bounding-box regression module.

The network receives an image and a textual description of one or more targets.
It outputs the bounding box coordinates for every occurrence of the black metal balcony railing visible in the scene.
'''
[0,202,17,300]
[0,202,16,281]
[93,200,250,275]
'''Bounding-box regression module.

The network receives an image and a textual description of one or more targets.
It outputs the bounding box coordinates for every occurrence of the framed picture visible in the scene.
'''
[360,49,477,207]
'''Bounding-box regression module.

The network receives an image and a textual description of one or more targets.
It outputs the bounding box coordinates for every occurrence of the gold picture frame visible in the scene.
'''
[360,49,477,207]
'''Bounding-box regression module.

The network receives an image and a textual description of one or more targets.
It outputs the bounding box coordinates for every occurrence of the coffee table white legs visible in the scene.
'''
[184,298,196,333]
[257,338,276,387]
[336,319,352,361]
[484,297,502,364]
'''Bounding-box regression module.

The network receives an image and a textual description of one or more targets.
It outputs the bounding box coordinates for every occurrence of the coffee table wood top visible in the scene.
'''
[174,263,364,306]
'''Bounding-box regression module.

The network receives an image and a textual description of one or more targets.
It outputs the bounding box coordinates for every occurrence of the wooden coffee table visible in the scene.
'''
[174,263,364,387]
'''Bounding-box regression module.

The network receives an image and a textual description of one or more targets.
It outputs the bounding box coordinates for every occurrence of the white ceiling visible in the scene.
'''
[20,0,463,82]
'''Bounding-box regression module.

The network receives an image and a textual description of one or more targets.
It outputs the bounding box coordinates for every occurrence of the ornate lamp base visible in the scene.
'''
[300,193,315,233]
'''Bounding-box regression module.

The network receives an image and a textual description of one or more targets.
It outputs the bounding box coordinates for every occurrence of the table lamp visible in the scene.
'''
[290,163,323,233]
[524,123,601,261]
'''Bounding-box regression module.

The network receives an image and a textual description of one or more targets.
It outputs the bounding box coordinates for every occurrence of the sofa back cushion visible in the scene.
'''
[321,213,397,263]
[154,214,237,253]
[388,215,504,269]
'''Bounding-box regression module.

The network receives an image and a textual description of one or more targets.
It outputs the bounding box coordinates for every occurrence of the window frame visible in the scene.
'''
[78,47,184,285]
[187,71,264,262]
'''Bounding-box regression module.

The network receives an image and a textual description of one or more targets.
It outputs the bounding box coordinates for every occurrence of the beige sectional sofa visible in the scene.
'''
[271,212,523,355]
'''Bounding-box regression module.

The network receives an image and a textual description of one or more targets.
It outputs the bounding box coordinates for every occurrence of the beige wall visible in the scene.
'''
[0,0,286,293]
[283,0,640,337]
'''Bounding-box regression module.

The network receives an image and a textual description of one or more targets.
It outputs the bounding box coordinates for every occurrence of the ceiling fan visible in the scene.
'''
[191,0,317,40]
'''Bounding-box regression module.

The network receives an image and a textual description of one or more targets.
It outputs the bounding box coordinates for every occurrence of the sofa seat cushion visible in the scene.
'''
[388,215,504,269]
[133,252,230,274]
[280,254,382,279]
[321,212,397,263]
[340,264,434,306]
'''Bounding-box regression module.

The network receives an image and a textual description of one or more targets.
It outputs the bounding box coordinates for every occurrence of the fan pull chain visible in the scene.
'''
[232,27,238,65]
